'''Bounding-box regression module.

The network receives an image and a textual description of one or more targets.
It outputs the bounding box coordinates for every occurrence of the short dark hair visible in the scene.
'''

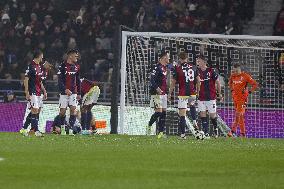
[33,49,43,58]
[233,63,241,68]
[197,54,206,61]
[67,49,79,55]
[178,52,187,60]
[159,50,168,59]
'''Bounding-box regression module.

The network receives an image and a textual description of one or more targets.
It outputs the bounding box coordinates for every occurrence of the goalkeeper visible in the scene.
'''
[80,78,100,135]
[228,63,258,137]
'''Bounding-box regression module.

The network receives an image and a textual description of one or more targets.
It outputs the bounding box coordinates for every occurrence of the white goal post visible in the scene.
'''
[119,31,284,138]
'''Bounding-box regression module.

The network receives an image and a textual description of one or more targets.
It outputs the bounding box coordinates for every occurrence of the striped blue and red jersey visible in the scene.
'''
[198,67,219,101]
[25,60,43,96]
[149,63,167,95]
[81,78,95,96]
[57,62,81,95]
[172,62,198,96]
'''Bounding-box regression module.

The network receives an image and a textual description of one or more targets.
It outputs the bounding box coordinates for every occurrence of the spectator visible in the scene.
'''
[274,9,284,36]
[0,0,253,86]
[3,90,17,103]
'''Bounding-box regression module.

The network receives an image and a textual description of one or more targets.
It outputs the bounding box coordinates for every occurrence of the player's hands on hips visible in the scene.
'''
[156,87,163,95]
[65,89,72,96]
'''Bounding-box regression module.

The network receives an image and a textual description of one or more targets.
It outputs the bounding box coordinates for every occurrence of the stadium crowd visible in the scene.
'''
[0,0,255,91]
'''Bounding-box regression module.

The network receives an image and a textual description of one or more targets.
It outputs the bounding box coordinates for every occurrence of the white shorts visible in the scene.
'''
[59,94,77,108]
[150,95,167,109]
[198,100,217,114]
[82,86,100,106]
[28,95,43,109]
[178,95,196,109]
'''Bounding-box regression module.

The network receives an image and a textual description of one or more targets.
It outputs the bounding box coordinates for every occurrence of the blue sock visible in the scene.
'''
[189,106,197,120]
[158,111,166,133]
[86,111,93,130]
[179,116,186,134]
[211,117,218,135]
[210,117,218,130]
[23,112,32,129]
[201,117,209,134]
[81,112,88,130]
[148,112,161,126]
[30,113,39,131]
[69,115,76,129]
[60,115,66,126]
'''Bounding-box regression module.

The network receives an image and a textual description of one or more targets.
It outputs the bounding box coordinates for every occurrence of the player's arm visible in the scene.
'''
[24,65,31,100]
[213,69,222,100]
[76,67,81,99]
[168,66,177,99]
[195,75,201,98]
[41,81,47,100]
[24,77,30,101]
[193,66,200,97]
[168,77,176,100]
[216,78,223,100]
[246,74,258,93]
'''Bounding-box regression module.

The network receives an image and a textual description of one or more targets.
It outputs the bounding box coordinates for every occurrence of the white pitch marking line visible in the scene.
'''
[0,157,5,161]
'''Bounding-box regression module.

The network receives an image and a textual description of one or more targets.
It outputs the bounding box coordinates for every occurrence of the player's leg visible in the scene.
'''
[30,95,42,137]
[188,95,198,130]
[228,100,242,137]
[178,97,188,139]
[86,91,99,133]
[238,102,247,137]
[23,112,32,129]
[59,94,68,135]
[80,93,88,133]
[86,104,94,131]
[148,95,162,135]
[157,95,167,138]
[20,102,32,135]
[29,106,42,132]
[198,100,210,139]
[81,105,93,135]
[68,94,78,135]
[80,105,88,132]
[51,115,62,134]
[88,104,96,134]
[68,105,76,135]
[81,93,95,134]
[208,100,218,138]
[88,89,99,134]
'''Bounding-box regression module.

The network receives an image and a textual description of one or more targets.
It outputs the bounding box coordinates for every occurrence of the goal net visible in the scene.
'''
[119,32,284,138]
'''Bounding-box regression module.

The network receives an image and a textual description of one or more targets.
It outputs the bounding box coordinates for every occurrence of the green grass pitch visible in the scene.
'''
[0,132,283,189]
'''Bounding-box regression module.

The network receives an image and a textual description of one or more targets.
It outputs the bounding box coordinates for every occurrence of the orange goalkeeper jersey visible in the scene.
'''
[229,72,258,101]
